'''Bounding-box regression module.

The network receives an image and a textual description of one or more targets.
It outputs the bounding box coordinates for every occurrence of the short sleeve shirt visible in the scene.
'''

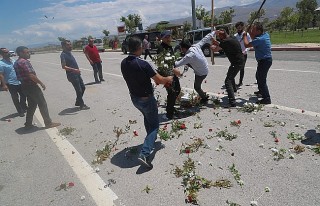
[0,59,20,85]
[13,58,37,85]
[121,55,156,97]
[60,51,80,77]
[84,45,101,63]
[251,32,272,60]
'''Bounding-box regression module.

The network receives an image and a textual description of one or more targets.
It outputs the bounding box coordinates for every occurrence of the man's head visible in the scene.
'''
[61,40,72,51]
[144,35,148,39]
[128,37,142,55]
[88,38,94,46]
[217,29,228,40]
[250,22,264,37]
[235,21,245,33]
[179,39,192,53]
[16,46,30,59]
[0,48,10,59]
[160,30,172,45]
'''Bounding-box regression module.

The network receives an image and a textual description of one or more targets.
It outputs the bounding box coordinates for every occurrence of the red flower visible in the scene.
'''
[236,119,241,124]
[164,82,171,88]
[209,128,213,132]
[185,149,191,154]
[301,109,305,113]
[204,80,207,83]
[180,123,186,129]
[187,195,193,202]
[133,130,138,136]
[274,137,279,143]
[68,182,74,187]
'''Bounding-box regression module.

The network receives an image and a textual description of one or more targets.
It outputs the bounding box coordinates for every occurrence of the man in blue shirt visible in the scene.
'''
[243,22,272,104]
[0,47,27,116]
[60,40,90,110]
[121,37,173,168]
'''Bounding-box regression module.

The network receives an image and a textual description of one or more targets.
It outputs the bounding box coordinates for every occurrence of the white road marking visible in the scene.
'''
[34,110,118,206]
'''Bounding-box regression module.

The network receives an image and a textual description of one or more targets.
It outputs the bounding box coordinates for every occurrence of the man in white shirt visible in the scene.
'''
[174,31,216,104]
[234,22,251,87]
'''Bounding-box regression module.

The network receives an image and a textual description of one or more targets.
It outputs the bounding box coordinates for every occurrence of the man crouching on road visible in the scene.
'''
[121,37,173,168]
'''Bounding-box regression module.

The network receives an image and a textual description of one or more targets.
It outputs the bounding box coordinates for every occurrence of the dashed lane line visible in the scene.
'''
[34,109,118,206]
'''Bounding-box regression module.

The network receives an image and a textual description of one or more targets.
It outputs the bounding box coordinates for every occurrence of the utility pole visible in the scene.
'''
[191,0,196,30]
[211,0,215,65]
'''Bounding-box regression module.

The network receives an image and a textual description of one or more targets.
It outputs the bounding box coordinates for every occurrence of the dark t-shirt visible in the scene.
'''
[121,55,156,97]
[157,42,174,55]
[219,37,244,65]
[60,51,80,77]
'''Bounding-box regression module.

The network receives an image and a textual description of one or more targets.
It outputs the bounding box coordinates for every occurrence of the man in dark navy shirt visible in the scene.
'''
[121,37,173,168]
[212,29,244,107]
[60,40,90,110]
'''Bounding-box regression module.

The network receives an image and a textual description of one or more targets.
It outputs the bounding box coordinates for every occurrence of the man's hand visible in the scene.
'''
[1,84,8,91]
[173,68,181,77]
[73,69,81,74]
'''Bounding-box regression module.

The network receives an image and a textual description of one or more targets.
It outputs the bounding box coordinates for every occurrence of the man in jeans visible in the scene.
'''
[60,40,90,110]
[211,30,244,107]
[173,30,217,104]
[243,22,272,104]
[84,38,105,83]
[13,46,60,129]
[0,48,27,117]
[121,37,173,168]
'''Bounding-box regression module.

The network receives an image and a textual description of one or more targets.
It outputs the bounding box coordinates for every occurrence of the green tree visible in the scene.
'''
[279,7,294,37]
[120,14,142,33]
[57,37,66,42]
[182,21,192,33]
[196,5,209,28]
[247,8,266,25]
[296,0,318,29]
[219,8,235,24]
[102,29,110,37]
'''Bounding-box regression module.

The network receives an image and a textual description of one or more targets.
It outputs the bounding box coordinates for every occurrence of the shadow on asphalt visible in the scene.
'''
[301,129,320,145]
[15,126,46,134]
[1,113,20,121]
[85,81,101,86]
[110,141,164,174]
[58,107,79,116]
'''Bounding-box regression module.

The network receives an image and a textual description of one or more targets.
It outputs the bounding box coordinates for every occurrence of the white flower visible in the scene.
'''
[161,61,164,64]
[271,148,278,153]
[251,118,255,121]
[164,57,171,60]
[166,53,171,56]
[163,64,168,68]
[250,200,258,206]
[80,196,86,201]
[238,180,244,186]
[253,112,257,115]
[215,147,220,151]
[95,167,100,172]
[306,145,312,149]
[217,138,222,142]
[280,122,286,126]
[265,187,270,192]
[244,102,248,106]
[197,161,202,165]
[259,143,264,148]
[289,154,295,159]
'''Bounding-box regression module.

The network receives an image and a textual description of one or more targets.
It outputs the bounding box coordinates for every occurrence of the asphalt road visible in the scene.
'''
[0,51,319,206]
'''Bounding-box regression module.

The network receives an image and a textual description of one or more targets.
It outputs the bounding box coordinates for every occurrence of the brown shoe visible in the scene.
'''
[46,122,61,128]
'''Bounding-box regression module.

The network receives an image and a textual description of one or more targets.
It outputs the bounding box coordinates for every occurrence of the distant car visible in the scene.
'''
[184,23,233,57]
[121,31,161,54]
[9,51,16,57]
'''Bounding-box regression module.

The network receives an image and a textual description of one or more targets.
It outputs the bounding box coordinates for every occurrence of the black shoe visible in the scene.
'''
[254,91,262,97]
[80,104,90,110]
[100,79,105,82]
[138,154,153,168]
[24,124,37,130]
[200,97,209,104]
[166,114,173,120]
[237,83,243,87]
[256,99,271,105]
[75,101,80,106]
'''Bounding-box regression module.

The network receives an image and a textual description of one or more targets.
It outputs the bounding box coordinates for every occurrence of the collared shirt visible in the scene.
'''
[174,31,216,76]
[234,31,252,55]
[84,45,101,63]
[143,39,150,50]
[121,55,156,97]
[60,50,80,77]
[13,58,37,85]
[251,32,272,61]
[157,42,174,55]
[0,58,20,85]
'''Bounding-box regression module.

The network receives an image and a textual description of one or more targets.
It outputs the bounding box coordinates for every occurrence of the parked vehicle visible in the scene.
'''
[180,23,233,57]
[121,31,161,54]
[9,51,16,57]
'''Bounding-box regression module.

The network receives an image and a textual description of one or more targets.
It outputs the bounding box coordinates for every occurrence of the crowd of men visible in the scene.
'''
[1,21,272,168]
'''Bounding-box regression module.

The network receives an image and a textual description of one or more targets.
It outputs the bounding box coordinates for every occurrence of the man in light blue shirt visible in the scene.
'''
[0,48,27,116]
[174,31,216,104]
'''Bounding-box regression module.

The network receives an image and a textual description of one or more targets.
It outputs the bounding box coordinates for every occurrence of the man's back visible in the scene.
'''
[219,37,244,65]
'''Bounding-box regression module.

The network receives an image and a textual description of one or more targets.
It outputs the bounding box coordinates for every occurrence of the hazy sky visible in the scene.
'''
[0,0,259,49]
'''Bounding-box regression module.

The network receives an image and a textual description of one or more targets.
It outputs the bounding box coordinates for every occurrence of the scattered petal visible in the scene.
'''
[250,200,258,206]
[80,196,86,201]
